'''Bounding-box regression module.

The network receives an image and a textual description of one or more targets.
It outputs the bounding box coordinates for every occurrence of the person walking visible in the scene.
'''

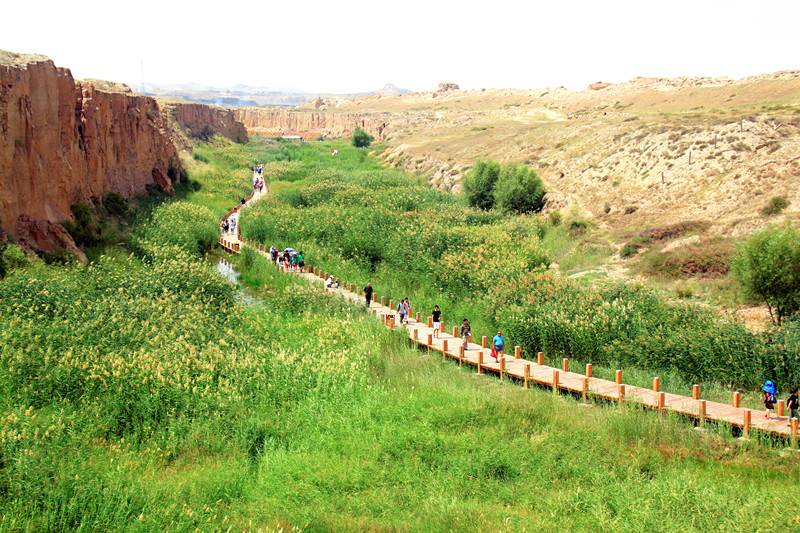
[397,298,409,325]
[492,330,505,362]
[364,283,373,307]
[432,305,441,338]
[460,318,471,351]
[764,380,777,420]
[787,388,799,424]
[298,251,305,271]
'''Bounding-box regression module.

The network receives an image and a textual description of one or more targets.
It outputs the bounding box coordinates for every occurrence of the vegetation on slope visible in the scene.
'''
[1,136,799,531]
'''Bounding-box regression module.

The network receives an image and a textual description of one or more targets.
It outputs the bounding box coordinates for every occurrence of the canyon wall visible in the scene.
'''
[0,53,182,254]
[166,102,248,146]
[233,108,388,139]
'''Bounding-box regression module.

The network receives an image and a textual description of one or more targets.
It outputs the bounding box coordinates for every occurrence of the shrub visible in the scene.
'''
[462,159,500,210]
[493,164,545,214]
[548,211,562,226]
[731,223,800,325]
[102,192,128,217]
[761,195,788,216]
[1,244,28,271]
[351,126,374,148]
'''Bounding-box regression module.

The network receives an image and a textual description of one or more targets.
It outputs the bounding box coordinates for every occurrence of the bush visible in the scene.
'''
[548,211,562,226]
[493,164,545,214]
[1,244,28,271]
[102,192,128,217]
[463,159,500,210]
[731,224,800,325]
[462,159,500,210]
[351,126,374,148]
[761,195,788,216]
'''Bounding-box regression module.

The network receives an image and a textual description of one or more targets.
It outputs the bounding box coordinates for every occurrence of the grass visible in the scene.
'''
[2,135,800,530]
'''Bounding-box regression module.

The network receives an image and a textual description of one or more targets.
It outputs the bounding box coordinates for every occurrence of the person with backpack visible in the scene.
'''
[397,298,408,325]
[787,387,799,424]
[764,380,777,420]
[432,305,441,338]
[298,251,305,271]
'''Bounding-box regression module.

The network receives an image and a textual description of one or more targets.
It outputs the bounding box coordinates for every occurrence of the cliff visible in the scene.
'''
[0,51,181,255]
[233,108,388,139]
[165,102,248,145]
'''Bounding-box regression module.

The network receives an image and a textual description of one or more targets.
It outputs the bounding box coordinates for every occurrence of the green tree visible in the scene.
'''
[492,163,546,214]
[731,224,800,325]
[351,126,374,148]
[462,159,501,210]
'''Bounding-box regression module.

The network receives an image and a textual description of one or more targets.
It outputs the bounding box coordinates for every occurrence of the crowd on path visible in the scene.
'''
[252,164,265,193]
[269,245,305,271]
[221,215,236,236]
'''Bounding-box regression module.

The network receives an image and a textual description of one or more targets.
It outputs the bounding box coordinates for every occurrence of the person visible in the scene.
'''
[492,330,505,361]
[298,251,305,271]
[229,217,236,234]
[460,318,471,350]
[291,253,299,271]
[222,219,229,234]
[787,388,799,423]
[364,283,373,307]
[432,305,441,338]
[403,298,410,323]
[764,380,777,420]
[325,275,334,289]
[270,246,278,262]
[397,298,408,325]
[333,279,339,289]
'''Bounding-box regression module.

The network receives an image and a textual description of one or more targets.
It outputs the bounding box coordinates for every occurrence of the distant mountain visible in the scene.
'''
[134,82,411,107]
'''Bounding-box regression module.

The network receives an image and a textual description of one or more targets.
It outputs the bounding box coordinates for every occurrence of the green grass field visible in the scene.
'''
[1,136,799,531]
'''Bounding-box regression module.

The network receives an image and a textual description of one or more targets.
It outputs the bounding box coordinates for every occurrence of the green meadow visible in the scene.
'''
[0,136,798,531]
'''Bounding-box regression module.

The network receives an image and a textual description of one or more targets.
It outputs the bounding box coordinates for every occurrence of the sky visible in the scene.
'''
[4,0,799,94]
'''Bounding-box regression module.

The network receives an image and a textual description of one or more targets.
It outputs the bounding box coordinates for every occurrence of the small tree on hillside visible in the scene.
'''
[492,164,546,214]
[351,126,374,148]
[731,224,800,326]
[462,159,501,210]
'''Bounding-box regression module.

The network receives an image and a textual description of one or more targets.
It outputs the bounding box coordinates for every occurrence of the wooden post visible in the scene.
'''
[413,329,418,341]
[615,370,622,385]
[524,364,530,389]
[618,384,625,402]
[792,418,798,449]
[390,315,395,330]
[373,294,377,303]
[428,316,433,328]
[658,392,665,411]
[440,321,445,334]
[442,339,448,359]
[733,391,741,408]
[350,283,355,293]
[586,363,593,378]
[482,336,488,349]
[356,286,361,297]
[452,326,458,339]
[698,400,706,427]
[415,311,420,323]
[515,346,521,360]
[562,358,568,372]
[537,352,544,365]
[653,377,660,392]
[553,370,560,394]
[777,399,785,417]
[582,377,589,403]
[427,333,433,347]
[478,351,483,374]
[743,409,751,438]
[692,384,699,400]
[408,307,413,320]
[459,345,464,358]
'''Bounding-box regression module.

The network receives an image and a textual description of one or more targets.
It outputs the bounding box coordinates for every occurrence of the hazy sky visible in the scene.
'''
[4,0,799,94]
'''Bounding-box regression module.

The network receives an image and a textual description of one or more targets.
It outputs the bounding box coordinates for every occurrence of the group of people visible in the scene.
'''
[220,215,236,235]
[269,245,304,271]
[251,164,265,192]
[763,381,799,423]
[325,276,340,290]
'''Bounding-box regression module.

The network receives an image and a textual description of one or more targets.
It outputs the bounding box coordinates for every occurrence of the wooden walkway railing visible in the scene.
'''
[218,176,800,446]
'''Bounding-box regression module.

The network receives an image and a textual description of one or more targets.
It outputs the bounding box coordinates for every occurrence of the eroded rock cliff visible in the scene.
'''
[166,102,248,146]
[233,108,388,139]
[0,52,181,255]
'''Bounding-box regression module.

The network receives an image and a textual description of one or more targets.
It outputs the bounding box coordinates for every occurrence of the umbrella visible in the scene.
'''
[284,247,296,253]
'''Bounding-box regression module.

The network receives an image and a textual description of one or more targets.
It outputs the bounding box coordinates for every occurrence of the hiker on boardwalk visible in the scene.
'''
[298,251,305,271]
[270,246,278,262]
[764,380,777,419]
[787,388,799,423]
[460,319,471,350]
[492,330,504,362]
[397,298,409,325]
[432,305,441,338]
[364,283,373,307]
[325,275,334,289]
[229,216,236,234]
[291,252,299,271]
[221,219,229,234]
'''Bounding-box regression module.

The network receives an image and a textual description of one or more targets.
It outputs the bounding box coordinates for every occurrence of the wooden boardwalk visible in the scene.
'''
[219,175,800,446]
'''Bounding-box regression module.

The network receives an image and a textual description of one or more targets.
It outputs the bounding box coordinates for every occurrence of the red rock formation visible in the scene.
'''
[0,53,181,252]
[233,108,388,139]
[165,102,248,145]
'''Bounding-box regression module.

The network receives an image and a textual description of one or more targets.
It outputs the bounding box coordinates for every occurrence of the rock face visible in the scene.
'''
[166,102,248,144]
[233,108,388,139]
[0,53,182,252]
